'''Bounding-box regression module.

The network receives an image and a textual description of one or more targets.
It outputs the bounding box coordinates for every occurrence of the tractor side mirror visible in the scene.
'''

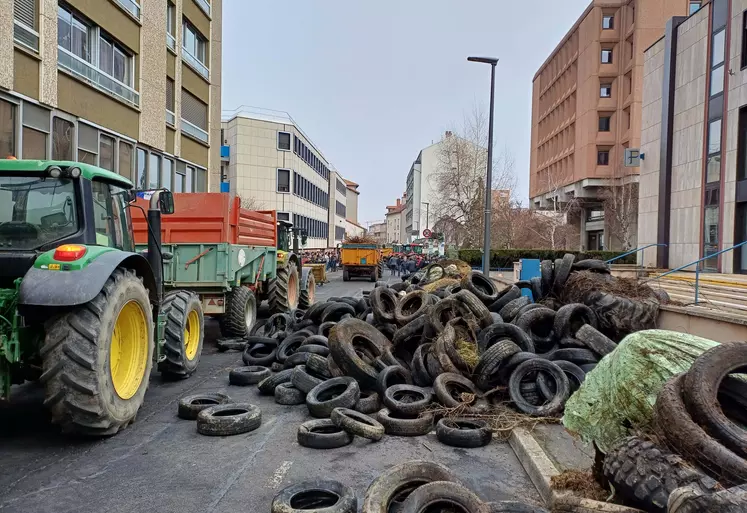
[159,190,175,215]
[124,189,138,203]
[301,230,308,246]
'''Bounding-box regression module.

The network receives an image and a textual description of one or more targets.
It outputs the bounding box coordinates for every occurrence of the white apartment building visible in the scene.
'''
[405,142,440,242]
[386,197,406,244]
[221,107,359,249]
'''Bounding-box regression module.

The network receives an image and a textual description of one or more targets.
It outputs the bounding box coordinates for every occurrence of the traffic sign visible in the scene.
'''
[423,229,432,238]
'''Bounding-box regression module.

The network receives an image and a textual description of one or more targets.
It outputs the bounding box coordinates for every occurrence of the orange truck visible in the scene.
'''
[340,243,384,282]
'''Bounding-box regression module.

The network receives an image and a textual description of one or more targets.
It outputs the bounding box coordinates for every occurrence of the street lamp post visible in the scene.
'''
[467,56,498,276]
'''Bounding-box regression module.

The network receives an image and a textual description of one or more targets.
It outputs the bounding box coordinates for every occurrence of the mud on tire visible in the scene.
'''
[268,264,300,314]
[298,267,316,311]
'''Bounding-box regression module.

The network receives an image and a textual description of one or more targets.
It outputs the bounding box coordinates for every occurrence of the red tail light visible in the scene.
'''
[54,244,87,262]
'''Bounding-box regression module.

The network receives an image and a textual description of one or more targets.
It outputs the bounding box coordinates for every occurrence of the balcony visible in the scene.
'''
[182,50,209,80]
[13,20,39,53]
[167,33,176,52]
[181,118,208,143]
[166,110,175,127]
[221,145,230,161]
[58,47,140,107]
[112,0,141,19]
[193,0,210,16]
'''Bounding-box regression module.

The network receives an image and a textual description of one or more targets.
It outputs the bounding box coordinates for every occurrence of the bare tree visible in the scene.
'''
[240,196,264,210]
[532,166,579,250]
[429,104,517,247]
[602,165,638,250]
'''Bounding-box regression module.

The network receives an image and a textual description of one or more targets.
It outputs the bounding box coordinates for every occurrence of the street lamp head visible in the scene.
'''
[467,56,499,65]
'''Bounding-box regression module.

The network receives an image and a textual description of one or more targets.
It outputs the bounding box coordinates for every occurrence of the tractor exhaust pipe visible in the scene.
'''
[147,191,164,303]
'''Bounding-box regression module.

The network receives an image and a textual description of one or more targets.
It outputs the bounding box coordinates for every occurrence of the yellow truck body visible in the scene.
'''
[341,244,382,282]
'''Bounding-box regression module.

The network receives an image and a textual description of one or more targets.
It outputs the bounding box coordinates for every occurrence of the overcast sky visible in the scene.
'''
[222,0,590,226]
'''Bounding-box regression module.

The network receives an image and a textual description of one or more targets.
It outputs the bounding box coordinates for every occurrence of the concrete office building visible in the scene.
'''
[639,0,747,273]
[221,108,360,249]
[405,140,443,242]
[529,0,702,250]
[1,0,222,190]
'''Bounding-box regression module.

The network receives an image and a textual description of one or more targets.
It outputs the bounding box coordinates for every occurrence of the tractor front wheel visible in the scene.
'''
[40,268,153,436]
[268,264,300,313]
[159,290,204,378]
[299,268,316,310]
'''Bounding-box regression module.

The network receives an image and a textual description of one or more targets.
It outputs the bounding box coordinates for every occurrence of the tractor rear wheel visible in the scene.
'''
[299,268,316,310]
[268,264,300,313]
[159,290,204,378]
[40,268,153,436]
[221,286,257,338]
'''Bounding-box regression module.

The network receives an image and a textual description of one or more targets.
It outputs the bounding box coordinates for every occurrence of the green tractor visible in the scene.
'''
[268,220,314,312]
[0,160,203,436]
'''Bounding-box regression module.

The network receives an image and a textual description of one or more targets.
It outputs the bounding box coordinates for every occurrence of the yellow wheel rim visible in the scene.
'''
[110,300,149,400]
[307,274,316,304]
[288,270,299,308]
[184,310,200,361]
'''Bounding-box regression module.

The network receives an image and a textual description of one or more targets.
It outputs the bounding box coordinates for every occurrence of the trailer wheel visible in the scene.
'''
[159,290,204,378]
[40,268,153,436]
[268,264,300,313]
[299,269,316,310]
[343,269,350,282]
[222,286,257,338]
[370,269,377,282]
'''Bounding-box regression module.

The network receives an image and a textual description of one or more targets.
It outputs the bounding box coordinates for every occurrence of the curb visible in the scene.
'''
[508,428,644,513]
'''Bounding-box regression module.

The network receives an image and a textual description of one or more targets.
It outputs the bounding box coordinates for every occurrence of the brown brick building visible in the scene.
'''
[529,0,703,250]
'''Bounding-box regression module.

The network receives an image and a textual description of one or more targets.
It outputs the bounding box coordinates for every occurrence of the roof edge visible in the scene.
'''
[533,1,594,81]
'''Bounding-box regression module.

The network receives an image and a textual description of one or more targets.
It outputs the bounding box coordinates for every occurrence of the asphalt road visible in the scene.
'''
[0,270,540,513]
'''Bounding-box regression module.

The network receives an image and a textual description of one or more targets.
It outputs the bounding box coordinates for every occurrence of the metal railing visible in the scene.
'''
[13,20,39,52]
[166,110,175,127]
[182,50,209,80]
[181,118,208,143]
[58,47,140,107]
[167,33,176,51]
[193,0,211,16]
[605,243,667,264]
[645,241,747,305]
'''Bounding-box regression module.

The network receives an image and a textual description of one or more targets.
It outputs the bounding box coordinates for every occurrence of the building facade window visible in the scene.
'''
[181,89,208,142]
[278,131,291,151]
[277,169,290,193]
[119,141,133,179]
[14,0,39,52]
[52,117,74,160]
[162,158,173,190]
[690,1,702,15]
[182,19,208,79]
[292,171,328,208]
[293,135,330,180]
[166,2,176,50]
[335,226,345,241]
[293,213,328,239]
[600,84,612,97]
[78,122,98,165]
[0,99,15,159]
[336,201,346,218]
[336,178,347,196]
[99,134,114,171]
[166,78,175,126]
[136,147,147,189]
[148,153,160,189]
[602,14,614,29]
[601,49,613,63]
[742,11,747,69]
[599,116,611,132]
[707,119,722,183]
[597,150,610,166]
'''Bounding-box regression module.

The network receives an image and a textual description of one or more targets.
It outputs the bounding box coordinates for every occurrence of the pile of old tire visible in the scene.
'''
[270,460,549,513]
[653,342,747,488]
[176,392,262,436]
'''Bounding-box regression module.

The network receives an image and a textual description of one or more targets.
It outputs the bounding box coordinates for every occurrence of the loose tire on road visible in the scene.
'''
[377,408,434,436]
[41,268,153,435]
[158,290,204,379]
[355,390,382,414]
[382,384,433,416]
[297,419,354,449]
[196,403,262,436]
[436,418,492,448]
[400,481,485,513]
[306,377,360,418]
[509,359,569,416]
[275,382,306,405]
[177,392,232,420]
[298,267,316,311]
[271,479,357,513]
[268,264,300,314]
[331,407,385,441]
[228,366,271,386]
[221,285,257,338]
[257,368,294,395]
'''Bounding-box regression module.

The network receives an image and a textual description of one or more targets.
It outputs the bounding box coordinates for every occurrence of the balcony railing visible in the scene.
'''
[182,50,209,80]
[58,47,140,107]
[13,20,39,53]
[166,110,176,127]
[167,33,176,51]
[181,118,208,143]
[193,0,211,16]
[113,0,140,19]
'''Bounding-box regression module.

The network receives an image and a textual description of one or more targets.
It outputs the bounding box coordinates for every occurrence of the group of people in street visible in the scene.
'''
[301,250,342,272]
[385,253,433,277]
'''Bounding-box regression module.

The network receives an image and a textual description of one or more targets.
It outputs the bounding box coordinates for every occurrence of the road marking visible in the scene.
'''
[268,460,293,488]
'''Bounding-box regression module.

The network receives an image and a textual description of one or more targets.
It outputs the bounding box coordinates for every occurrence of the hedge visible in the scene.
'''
[457,249,636,268]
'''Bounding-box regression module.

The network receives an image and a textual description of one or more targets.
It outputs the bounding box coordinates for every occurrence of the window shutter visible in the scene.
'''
[166,79,175,111]
[14,0,35,28]
[78,123,98,153]
[181,89,207,129]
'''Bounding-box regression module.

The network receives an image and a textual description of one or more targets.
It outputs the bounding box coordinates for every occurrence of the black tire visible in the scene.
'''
[553,303,597,340]
[529,277,543,302]
[603,436,720,513]
[540,260,554,294]
[536,360,585,399]
[295,344,330,358]
[329,318,390,390]
[376,365,413,395]
[509,359,569,416]
[435,418,492,448]
[242,343,278,366]
[377,408,434,436]
[433,373,479,408]
[298,267,316,311]
[331,407,385,441]
[482,502,550,513]
[477,322,534,354]
[489,285,521,313]
[250,318,268,337]
[229,365,271,386]
[292,365,325,394]
[306,377,360,418]
[362,460,461,513]
[216,337,246,352]
[496,352,539,386]
[425,345,446,381]
[432,325,463,375]
[394,291,430,326]
[355,390,382,414]
[514,303,545,320]
[546,348,598,365]
[498,296,531,322]
[297,419,354,449]
[196,403,262,436]
[370,287,399,324]
[322,302,356,324]
[572,259,610,273]
[266,312,293,335]
[453,290,493,328]
[268,264,300,314]
[257,368,294,395]
[383,384,433,416]
[474,340,521,391]
[319,321,337,339]
[425,298,469,339]
[411,344,433,387]
[271,479,357,513]
[177,392,232,420]
[221,286,257,338]
[277,335,306,363]
[400,481,484,513]
[274,382,306,405]
[370,269,377,282]
[342,269,350,281]
[41,268,154,435]
[683,342,747,459]
[668,484,747,513]
[303,301,329,323]
[576,324,617,357]
[461,271,499,305]
[654,375,747,486]
[513,307,555,352]
[157,290,204,379]
[306,353,333,378]
[553,253,575,292]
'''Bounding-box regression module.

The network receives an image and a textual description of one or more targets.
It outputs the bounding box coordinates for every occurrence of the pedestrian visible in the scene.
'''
[390,256,399,276]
